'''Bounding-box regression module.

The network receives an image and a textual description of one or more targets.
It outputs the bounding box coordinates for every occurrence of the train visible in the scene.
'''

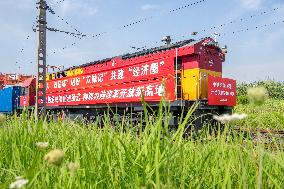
[0,37,236,129]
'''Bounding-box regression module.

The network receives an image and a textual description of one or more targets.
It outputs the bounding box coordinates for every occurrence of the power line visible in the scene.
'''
[134,6,284,50]
[172,6,283,41]
[42,1,283,59]
[32,5,85,39]
[130,18,284,52]
[46,26,85,39]
[54,0,66,4]
[46,3,85,35]
[46,5,55,15]
[47,42,77,57]
[86,0,208,39]
[16,17,37,70]
[46,0,209,56]
[200,6,283,33]
[222,19,284,36]
[54,15,84,35]
[169,0,206,13]
[46,0,66,7]
[46,0,208,40]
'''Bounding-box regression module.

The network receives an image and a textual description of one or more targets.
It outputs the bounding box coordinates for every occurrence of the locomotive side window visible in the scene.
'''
[21,87,28,96]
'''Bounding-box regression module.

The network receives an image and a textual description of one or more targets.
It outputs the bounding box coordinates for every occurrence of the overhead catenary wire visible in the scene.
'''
[13,1,76,72]
[133,5,284,50]
[47,42,77,57]
[54,0,66,4]
[46,3,85,35]
[200,6,283,33]
[47,0,66,8]
[16,24,36,70]
[46,0,209,56]
[87,0,208,39]
[49,2,282,55]
[46,27,85,38]
[169,0,206,13]
[54,14,83,35]
[170,19,284,44]
[35,3,83,56]
[43,0,283,69]
[48,19,284,70]
[14,0,283,75]
[222,19,284,36]
[45,0,208,40]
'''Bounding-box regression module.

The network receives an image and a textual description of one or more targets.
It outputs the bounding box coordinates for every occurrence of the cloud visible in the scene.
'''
[0,0,33,11]
[59,0,99,16]
[239,0,262,9]
[141,4,159,11]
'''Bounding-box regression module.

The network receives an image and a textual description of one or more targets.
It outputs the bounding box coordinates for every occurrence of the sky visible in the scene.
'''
[0,0,283,83]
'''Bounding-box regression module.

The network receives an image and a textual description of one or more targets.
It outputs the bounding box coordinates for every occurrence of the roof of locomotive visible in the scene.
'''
[64,37,218,71]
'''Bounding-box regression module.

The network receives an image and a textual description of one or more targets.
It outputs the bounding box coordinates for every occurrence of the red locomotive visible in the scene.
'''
[2,37,236,129]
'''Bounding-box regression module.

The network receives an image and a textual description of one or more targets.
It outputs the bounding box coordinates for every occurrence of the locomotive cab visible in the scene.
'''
[20,78,36,107]
[180,39,224,101]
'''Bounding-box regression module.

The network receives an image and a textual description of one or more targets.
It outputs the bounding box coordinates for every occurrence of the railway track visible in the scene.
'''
[233,127,284,150]
[234,127,284,136]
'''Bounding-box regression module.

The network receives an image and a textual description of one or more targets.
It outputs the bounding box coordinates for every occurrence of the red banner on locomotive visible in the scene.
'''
[46,78,175,106]
[47,57,174,93]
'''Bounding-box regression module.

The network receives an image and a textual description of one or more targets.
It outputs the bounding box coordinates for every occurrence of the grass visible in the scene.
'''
[0,102,284,188]
[233,99,284,130]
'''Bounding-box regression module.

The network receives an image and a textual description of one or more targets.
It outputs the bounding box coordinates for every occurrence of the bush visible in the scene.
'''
[237,95,248,105]
[237,80,284,100]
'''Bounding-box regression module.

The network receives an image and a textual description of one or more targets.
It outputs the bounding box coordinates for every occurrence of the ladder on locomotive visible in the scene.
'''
[175,58,183,100]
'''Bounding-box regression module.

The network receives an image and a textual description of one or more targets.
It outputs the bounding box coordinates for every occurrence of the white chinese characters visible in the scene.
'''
[129,60,164,77]
[47,83,166,105]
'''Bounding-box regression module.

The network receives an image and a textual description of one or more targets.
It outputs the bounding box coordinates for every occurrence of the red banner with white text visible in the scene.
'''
[46,78,175,106]
[208,76,236,106]
[47,57,174,93]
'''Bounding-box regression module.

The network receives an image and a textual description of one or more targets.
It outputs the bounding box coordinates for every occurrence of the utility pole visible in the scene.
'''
[35,0,47,119]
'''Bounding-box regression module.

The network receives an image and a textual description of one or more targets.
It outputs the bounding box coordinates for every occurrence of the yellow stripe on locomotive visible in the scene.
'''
[181,68,222,100]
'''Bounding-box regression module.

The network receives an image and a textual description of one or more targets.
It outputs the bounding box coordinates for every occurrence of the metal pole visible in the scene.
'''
[35,0,47,119]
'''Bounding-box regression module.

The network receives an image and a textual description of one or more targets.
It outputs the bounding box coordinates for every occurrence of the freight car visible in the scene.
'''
[0,86,21,114]
[1,37,236,129]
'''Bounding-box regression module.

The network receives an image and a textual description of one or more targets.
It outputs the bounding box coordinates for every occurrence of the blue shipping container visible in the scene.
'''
[0,86,21,114]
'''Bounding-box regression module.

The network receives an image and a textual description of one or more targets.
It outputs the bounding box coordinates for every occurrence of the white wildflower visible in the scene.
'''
[9,178,28,189]
[0,113,6,122]
[36,142,49,149]
[14,176,23,180]
[213,113,247,124]
[68,162,80,173]
[44,149,64,166]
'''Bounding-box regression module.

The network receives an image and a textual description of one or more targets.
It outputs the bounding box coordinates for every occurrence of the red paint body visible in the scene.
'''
[207,75,236,106]
[20,96,30,107]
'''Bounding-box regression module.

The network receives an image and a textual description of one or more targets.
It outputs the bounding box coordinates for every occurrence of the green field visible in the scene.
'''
[0,98,284,188]
[233,99,284,130]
